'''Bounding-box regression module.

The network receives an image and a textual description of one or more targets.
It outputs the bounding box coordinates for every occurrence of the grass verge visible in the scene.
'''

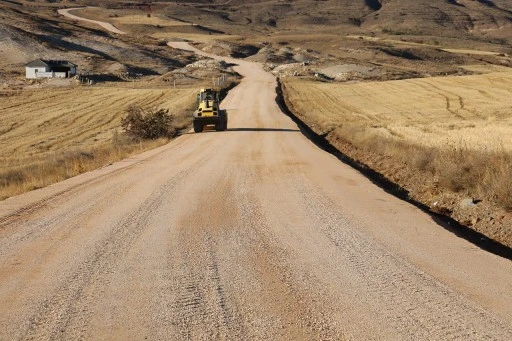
[333,123,512,211]
[0,135,169,201]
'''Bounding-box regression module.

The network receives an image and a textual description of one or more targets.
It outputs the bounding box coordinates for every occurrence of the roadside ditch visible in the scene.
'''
[275,77,512,260]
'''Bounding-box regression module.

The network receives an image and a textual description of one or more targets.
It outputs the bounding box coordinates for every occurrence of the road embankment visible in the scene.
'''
[277,77,512,256]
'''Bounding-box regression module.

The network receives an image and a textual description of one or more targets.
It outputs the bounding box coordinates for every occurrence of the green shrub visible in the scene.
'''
[121,105,176,140]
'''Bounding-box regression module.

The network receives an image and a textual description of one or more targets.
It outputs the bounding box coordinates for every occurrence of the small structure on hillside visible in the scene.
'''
[25,60,77,79]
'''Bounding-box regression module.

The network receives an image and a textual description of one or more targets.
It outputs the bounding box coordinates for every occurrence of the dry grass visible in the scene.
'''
[0,137,166,200]
[283,67,512,152]
[0,85,196,164]
[282,68,512,210]
[0,84,197,200]
[334,123,512,210]
[434,145,512,210]
[71,7,232,41]
[112,15,188,27]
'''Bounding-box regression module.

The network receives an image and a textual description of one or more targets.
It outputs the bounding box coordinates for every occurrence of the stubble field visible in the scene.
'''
[282,65,512,245]
[0,85,197,199]
[283,65,512,152]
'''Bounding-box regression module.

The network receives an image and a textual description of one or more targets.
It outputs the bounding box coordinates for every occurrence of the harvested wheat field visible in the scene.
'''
[0,86,196,163]
[282,65,512,246]
[283,66,512,152]
[0,85,196,198]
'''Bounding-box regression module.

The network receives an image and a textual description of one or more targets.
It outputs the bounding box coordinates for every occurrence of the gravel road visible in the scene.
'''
[1,41,511,340]
[58,8,126,35]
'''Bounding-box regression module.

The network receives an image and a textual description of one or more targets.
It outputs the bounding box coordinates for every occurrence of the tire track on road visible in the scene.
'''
[18,167,197,341]
[293,178,512,340]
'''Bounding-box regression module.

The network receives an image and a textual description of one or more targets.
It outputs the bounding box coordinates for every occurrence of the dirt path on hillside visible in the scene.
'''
[0,37,511,341]
[58,7,126,35]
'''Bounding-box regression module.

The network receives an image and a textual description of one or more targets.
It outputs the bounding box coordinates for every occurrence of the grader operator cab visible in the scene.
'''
[193,88,228,133]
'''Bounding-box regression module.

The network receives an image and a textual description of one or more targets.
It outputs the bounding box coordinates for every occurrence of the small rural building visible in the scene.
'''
[25,60,77,79]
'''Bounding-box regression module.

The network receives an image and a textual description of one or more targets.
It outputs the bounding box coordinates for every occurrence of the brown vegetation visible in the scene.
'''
[334,123,512,211]
[0,137,166,200]
[0,86,197,200]
[121,106,177,139]
[282,71,512,246]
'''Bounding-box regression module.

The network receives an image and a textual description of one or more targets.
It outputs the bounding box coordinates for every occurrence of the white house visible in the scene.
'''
[25,60,77,79]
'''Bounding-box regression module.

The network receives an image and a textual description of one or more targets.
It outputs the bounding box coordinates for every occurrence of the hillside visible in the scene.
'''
[29,0,508,45]
[0,1,199,84]
[2,0,511,80]
[164,0,512,43]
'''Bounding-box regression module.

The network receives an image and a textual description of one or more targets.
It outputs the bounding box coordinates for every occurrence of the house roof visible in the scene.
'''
[25,59,77,68]
[25,60,49,67]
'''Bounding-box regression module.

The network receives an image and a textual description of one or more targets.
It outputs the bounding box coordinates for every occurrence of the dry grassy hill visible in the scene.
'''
[2,0,510,78]
[52,0,512,44]
[494,0,512,11]
[158,0,512,43]
[0,0,201,83]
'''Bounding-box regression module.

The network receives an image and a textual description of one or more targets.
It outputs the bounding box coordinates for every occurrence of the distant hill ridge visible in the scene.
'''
[203,0,512,37]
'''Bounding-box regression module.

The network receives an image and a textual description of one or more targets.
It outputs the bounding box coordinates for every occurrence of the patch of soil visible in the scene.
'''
[195,40,260,58]
[376,46,473,64]
[377,47,424,60]
[158,57,240,87]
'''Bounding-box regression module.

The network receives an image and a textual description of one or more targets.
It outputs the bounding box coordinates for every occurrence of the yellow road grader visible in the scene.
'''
[193,88,228,133]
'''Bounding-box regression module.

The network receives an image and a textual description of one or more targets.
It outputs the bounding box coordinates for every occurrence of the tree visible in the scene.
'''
[121,105,176,139]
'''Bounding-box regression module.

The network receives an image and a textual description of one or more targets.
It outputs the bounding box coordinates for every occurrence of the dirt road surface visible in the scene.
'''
[58,7,126,35]
[1,38,512,340]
